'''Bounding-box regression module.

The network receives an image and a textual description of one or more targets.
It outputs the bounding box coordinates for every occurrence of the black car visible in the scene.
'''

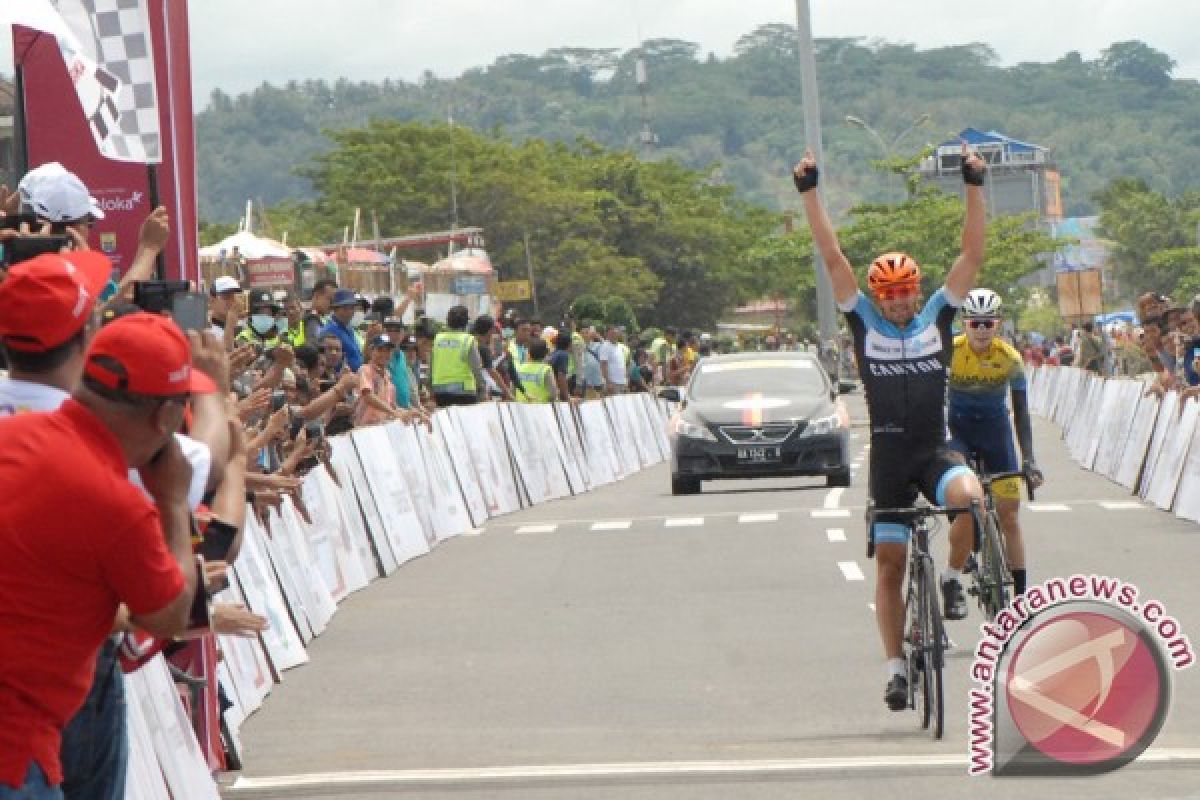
[662,352,852,495]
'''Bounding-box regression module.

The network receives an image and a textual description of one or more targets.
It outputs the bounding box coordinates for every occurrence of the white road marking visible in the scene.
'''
[1099,501,1147,511]
[1029,503,1071,513]
[826,528,847,542]
[811,509,851,519]
[665,517,705,528]
[738,512,779,524]
[590,520,632,531]
[838,561,865,581]
[824,488,845,509]
[227,750,1200,792]
[868,603,876,612]
[460,528,484,536]
[515,524,558,535]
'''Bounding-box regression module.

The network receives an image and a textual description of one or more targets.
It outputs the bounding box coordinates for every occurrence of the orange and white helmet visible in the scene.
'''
[867,252,921,294]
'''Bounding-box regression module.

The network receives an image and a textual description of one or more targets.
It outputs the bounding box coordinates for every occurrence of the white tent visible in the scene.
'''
[199,230,290,261]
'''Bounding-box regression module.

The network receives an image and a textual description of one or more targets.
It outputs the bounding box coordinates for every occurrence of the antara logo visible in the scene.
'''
[97,191,144,212]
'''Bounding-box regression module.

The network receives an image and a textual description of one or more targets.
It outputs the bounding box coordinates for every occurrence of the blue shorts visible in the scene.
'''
[948,408,1019,477]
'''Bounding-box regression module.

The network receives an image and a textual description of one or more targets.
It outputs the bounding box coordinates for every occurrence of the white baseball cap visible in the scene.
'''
[19,162,105,223]
[211,275,241,295]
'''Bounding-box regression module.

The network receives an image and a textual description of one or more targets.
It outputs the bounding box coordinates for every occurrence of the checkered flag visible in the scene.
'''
[6,0,162,163]
[56,0,162,163]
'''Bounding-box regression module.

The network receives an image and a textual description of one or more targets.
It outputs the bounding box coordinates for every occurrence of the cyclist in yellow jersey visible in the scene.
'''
[948,288,1045,597]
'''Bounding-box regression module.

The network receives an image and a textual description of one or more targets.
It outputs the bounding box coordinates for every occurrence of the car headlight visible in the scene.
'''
[671,416,717,442]
[804,413,839,436]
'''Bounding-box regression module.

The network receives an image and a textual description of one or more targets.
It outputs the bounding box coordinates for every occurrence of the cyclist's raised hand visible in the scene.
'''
[792,149,819,193]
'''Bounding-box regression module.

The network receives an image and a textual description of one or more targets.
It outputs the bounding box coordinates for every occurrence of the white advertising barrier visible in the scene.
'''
[433,413,490,527]
[126,656,221,800]
[1116,393,1161,491]
[1138,390,1180,501]
[1146,398,1200,510]
[556,403,593,493]
[230,515,309,672]
[330,436,396,575]
[415,422,475,540]
[1174,414,1200,523]
[134,394,675,786]
[1032,367,1200,523]
[300,467,370,600]
[213,582,273,717]
[353,424,433,561]
[577,400,620,485]
[605,397,643,476]
[500,402,549,505]
[454,403,523,516]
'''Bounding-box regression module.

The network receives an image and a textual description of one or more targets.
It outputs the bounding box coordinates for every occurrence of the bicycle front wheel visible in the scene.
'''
[980,510,1011,618]
[919,556,945,739]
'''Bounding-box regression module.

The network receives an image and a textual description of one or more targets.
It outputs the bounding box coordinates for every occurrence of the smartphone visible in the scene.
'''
[133,280,189,314]
[198,519,238,563]
[0,212,43,231]
[304,420,324,442]
[171,292,209,333]
[0,235,71,267]
[270,389,287,412]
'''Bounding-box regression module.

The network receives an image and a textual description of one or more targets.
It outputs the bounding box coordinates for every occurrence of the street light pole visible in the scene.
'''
[793,0,838,375]
[845,113,931,201]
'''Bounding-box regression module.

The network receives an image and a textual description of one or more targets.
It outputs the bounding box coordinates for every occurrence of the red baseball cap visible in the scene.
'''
[0,251,112,351]
[84,312,217,396]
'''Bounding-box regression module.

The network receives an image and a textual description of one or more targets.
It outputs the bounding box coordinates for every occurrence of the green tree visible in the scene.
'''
[1099,41,1176,87]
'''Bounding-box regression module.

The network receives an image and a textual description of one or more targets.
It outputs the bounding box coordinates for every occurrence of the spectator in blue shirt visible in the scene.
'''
[318,289,364,372]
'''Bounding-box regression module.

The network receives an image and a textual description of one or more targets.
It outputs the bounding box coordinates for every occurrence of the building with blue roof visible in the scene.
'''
[918,128,1063,221]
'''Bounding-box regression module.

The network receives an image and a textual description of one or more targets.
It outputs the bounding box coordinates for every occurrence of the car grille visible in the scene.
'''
[718,423,799,445]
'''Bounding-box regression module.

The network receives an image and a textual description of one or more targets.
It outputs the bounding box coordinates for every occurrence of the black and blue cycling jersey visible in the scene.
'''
[841,287,959,440]
[842,287,972,549]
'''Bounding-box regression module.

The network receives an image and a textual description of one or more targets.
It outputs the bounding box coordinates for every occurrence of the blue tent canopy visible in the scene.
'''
[1095,310,1136,325]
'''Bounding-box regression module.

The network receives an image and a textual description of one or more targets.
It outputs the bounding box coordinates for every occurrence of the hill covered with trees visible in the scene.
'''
[196,29,1200,224]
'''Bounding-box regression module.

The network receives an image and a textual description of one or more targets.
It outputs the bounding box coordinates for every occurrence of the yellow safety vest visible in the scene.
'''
[516,361,552,403]
[431,331,476,393]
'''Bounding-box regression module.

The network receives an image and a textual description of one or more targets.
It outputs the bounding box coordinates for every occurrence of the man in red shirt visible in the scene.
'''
[0,312,212,796]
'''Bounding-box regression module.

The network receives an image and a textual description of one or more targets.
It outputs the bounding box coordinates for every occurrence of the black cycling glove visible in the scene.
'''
[793,165,819,194]
[962,155,986,186]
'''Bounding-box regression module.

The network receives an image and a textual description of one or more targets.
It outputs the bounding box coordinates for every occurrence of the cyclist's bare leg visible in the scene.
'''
[996,497,1025,569]
[875,542,907,659]
[943,473,984,572]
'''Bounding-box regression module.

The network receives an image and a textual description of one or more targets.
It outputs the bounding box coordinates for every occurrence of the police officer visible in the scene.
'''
[236,289,283,350]
[515,337,558,403]
[430,305,484,407]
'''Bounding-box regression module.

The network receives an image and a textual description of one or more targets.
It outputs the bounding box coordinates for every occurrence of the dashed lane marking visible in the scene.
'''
[515,524,558,535]
[1099,501,1148,511]
[824,488,845,509]
[738,512,779,524]
[1029,503,1071,512]
[826,528,847,542]
[665,517,705,528]
[838,561,865,582]
[590,520,633,531]
[812,509,851,519]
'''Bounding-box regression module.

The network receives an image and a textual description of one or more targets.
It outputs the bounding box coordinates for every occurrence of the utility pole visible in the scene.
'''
[794,0,838,376]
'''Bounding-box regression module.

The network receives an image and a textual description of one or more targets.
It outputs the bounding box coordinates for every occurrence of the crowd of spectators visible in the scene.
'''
[0,160,714,799]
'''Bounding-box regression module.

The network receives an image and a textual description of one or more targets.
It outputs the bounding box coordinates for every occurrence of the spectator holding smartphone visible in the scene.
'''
[0,313,211,797]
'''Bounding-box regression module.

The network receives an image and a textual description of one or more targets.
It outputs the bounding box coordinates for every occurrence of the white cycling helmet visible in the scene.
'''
[962,288,1002,318]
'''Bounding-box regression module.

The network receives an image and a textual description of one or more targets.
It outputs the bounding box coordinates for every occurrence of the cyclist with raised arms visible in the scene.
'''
[792,141,988,712]
[949,288,1045,598]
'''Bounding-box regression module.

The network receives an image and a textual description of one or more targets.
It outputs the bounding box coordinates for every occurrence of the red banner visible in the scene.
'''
[244,258,295,288]
[14,0,199,283]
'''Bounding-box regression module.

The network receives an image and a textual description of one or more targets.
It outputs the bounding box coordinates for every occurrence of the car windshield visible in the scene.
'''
[688,359,827,400]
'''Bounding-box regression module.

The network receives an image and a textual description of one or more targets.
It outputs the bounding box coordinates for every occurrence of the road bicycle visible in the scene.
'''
[866,502,976,739]
[963,458,1036,622]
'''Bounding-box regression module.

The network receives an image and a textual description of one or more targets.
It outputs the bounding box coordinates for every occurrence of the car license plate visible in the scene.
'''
[737,446,781,463]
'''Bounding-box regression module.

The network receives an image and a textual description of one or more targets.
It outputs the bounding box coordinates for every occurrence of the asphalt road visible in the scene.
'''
[227,393,1200,799]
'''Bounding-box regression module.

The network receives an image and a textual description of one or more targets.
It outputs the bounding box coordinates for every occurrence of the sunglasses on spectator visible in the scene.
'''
[966,319,999,330]
[874,285,919,301]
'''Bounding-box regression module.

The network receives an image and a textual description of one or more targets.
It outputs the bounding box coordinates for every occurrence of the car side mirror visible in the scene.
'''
[658,387,681,403]
[837,380,858,395]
